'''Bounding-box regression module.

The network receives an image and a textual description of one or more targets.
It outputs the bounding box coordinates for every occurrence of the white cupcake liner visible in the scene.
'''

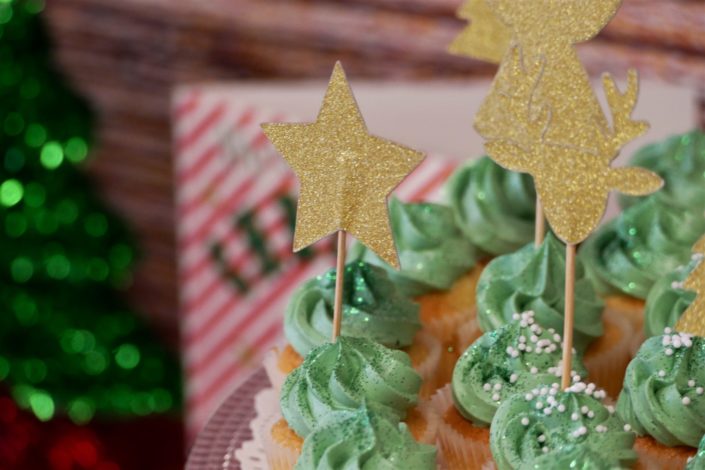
[263,347,287,392]
[430,385,493,470]
[456,318,483,353]
[584,309,633,399]
[258,409,299,470]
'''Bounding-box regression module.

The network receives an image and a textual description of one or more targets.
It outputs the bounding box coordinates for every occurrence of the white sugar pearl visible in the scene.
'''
[682,396,692,406]
[521,417,530,426]
[624,424,632,432]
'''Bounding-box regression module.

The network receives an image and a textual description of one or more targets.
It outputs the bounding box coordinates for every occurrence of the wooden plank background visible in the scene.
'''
[42,0,705,343]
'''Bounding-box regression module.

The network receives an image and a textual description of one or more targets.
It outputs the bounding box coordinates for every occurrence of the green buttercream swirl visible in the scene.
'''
[294,406,436,470]
[453,311,587,426]
[476,233,604,352]
[644,260,697,338]
[617,333,705,447]
[280,336,421,437]
[284,261,421,356]
[685,434,705,470]
[491,387,636,470]
[521,444,626,470]
[580,195,705,299]
[350,198,477,296]
[444,156,536,256]
[622,130,705,210]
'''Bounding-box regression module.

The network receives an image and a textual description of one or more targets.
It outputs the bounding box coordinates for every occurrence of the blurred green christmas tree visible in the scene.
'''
[0,0,181,425]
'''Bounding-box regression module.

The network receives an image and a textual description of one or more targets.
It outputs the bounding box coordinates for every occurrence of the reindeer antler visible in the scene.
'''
[601,69,649,161]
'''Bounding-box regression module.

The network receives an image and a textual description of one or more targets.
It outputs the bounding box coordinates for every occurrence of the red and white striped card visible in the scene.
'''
[173,86,458,439]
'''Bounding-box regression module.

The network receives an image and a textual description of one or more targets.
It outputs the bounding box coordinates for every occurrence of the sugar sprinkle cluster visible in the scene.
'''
[658,328,702,405]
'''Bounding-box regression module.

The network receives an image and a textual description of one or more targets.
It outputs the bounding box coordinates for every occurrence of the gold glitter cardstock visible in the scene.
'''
[676,234,705,337]
[449,0,510,64]
[474,0,662,244]
[261,62,425,269]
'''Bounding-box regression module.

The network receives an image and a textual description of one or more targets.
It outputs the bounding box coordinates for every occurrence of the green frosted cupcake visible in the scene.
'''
[476,233,604,352]
[295,406,436,469]
[685,434,705,470]
[643,259,697,338]
[452,311,587,426]
[521,443,626,469]
[350,198,477,297]
[444,156,536,256]
[581,195,705,301]
[491,381,636,470]
[280,336,420,437]
[284,261,421,356]
[621,130,705,210]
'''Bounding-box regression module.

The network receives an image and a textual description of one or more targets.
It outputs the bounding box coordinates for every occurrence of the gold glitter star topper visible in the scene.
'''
[449,0,510,64]
[676,234,705,337]
[473,0,663,389]
[261,62,424,340]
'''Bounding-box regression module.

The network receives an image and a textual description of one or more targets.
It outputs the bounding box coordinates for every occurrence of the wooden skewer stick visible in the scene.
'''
[561,243,577,389]
[535,197,546,247]
[331,230,347,341]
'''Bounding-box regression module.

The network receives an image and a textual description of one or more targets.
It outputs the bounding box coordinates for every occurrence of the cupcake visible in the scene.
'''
[350,197,478,298]
[349,198,482,367]
[444,156,536,257]
[580,195,705,330]
[434,311,588,469]
[267,261,441,390]
[620,129,705,211]
[294,407,436,469]
[617,331,703,469]
[476,233,605,353]
[280,336,421,437]
[643,259,697,339]
[490,381,636,470]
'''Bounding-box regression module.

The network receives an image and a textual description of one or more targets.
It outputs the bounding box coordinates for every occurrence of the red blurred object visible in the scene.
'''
[0,393,184,470]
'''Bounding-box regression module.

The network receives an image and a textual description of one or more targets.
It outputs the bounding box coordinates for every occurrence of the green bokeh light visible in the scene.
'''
[3,111,24,135]
[0,356,10,380]
[10,257,33,282]
[29,390,55,421]
[4,147,25,172]
[24,182,45,207]
[65,137,88,163]
[68,398,95,424]
[115,344,140,370]
[22,358,47,383]
[40,141,64,169]
[0,178,23,206]
[5,212,27,237]
[46,253,70,279]
[84,351,107,375]
[25,123,47,148]
[85,212,108,237]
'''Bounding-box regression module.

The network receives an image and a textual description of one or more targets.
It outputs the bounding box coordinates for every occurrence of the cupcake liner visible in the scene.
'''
[263,348,287,392]
[584,310,633,399]
[258,411,300,470]
[405,399,440,446]
[430,385,493,470]
[633,436,696,470]
[407,331,443,398]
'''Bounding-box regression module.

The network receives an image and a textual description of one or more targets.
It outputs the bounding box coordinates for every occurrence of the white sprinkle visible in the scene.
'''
[525,393,534,401]
[492,393,501,401]
[557,404,566,413]
[587,411,595,419]
[494,383,503,391]
[688,380,696,387]
[512,313,521,321]
[525,347,533,353]
[519,336,527,343]
[538,434,546,443]
[542,446,549,454]
[682,396,692,406]
[510,373,518,384]
[664,327,672,334]
[624,424,632,432]
[581,406,589,414]
[607,405,615,415]
[658,370,666,378]
[571,412,579,421]
[530,367,538,374]
[697,387,704,395]
[483,383,491,392]
[521,417,530,426]
[535,401,544,410]
[543,407,552,415]
[665,348,674,356]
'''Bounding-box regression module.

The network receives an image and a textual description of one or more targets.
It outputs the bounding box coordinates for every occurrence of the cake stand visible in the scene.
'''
[185,368,270,470]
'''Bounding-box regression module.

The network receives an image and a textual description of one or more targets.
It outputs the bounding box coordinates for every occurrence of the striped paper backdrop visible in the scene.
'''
[173,86,458,439]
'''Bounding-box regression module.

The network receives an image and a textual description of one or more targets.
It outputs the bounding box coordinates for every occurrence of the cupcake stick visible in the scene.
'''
[534,198,545,247]
[561,243,577,389]
[332,231,347,341]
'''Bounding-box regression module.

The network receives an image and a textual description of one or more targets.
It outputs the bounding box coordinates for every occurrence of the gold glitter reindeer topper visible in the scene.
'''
[474,0,663,389]
[261,62,424,341]
[474,0,663,245]
[676,235,705,337]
